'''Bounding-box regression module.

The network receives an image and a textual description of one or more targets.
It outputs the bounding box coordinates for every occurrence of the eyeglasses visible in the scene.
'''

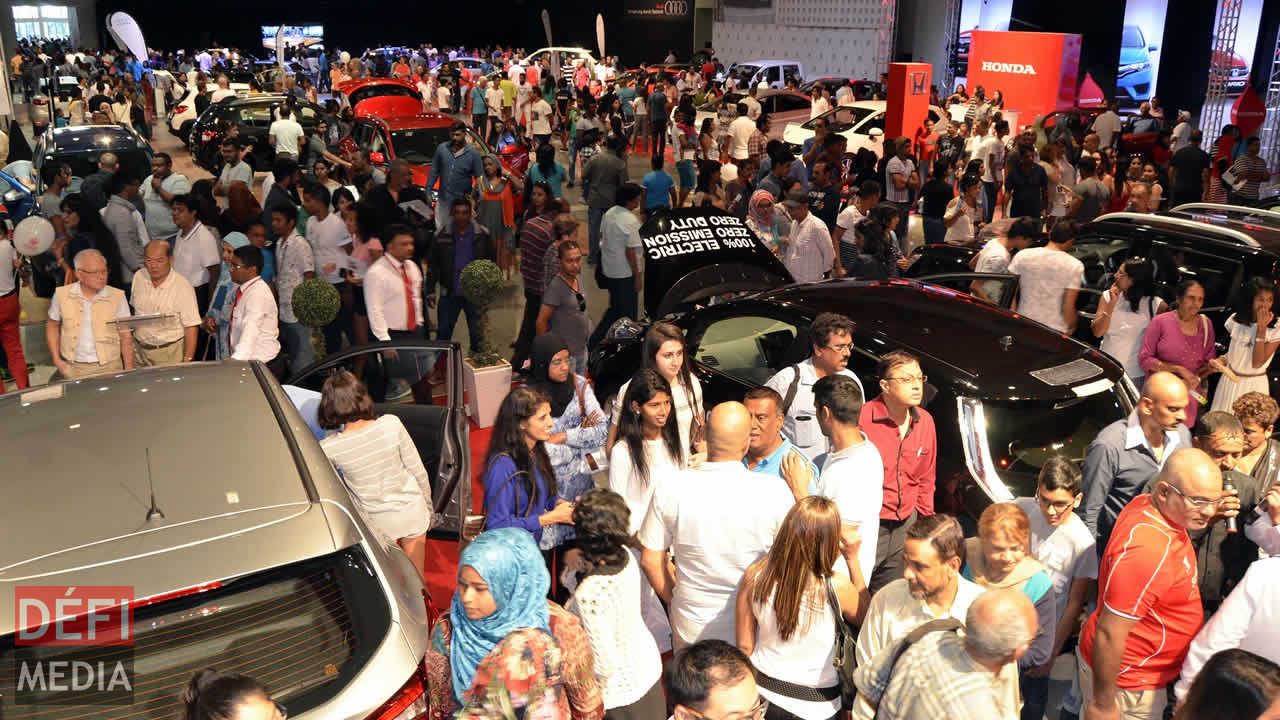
[77,268,108,275]
[550,356,574,368]
[142,257,168,265]
[825,343,853,354]
[1163,481,1225,509]
[228,262,247,270]
[885,374,926,384]
[683,697,769,720]
[1037,495,1077,513]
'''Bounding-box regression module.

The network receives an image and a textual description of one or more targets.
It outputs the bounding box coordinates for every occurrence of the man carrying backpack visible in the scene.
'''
[764,312,865,461]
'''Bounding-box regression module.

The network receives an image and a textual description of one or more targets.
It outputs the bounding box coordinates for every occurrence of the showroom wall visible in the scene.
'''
[713,0,892,80]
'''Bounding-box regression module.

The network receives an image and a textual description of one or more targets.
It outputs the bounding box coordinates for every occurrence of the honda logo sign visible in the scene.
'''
[663,0,689,14]
[980,61,1037,75]
[910,71,927,95]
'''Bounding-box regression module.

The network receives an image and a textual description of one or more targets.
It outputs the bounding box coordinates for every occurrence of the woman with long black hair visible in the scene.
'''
[60,193,125,289]
[607,322,705,458]
[182,668,284,720]
[481,386,576,544]
[1091,258,1165,386]
[607,369,685,535]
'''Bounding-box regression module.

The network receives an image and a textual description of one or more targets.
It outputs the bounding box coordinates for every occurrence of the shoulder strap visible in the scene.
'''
[870,618,963,720]
[781,364,802,416]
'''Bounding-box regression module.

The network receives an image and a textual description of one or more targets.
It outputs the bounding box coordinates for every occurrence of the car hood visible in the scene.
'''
[1119,46,1149,64]
[641,207,793,318]
[354,95,423,118]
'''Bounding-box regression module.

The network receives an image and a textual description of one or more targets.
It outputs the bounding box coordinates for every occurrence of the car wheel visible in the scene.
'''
[178,120,195,145]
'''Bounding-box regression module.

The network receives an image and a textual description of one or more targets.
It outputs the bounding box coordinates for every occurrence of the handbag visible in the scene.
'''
[1222,166,1247,191]
[823,577,858,710]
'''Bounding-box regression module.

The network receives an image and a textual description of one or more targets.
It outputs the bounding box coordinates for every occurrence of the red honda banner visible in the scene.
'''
[886,62,932,142]
[1077,72,1106,108]
[967,31,1081,126]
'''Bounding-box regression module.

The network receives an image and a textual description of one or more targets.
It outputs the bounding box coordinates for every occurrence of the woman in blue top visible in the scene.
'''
[962,502,1057,720]
[526,143,566,199]
[481,386,576,544]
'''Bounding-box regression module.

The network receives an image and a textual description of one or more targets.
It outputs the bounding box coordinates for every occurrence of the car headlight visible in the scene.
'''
[956,396,1015,504]
[1119,62,1150,73]
[2,189,22,203]
[604,317,645,343]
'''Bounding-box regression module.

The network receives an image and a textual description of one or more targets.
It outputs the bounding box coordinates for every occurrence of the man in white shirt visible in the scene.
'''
[0,235,27,389]
[485,81,505,141]
[528,87,554,147]
[779,190,834,283]
[1007,220,1084,334]
[269,107,305,159]
[364,224,424,342]
[436,80,452,114]
[639,401,795,649]
[727,103,755,162]
[216,245,282,371]
[271,206,317,374]
[130,240,201,366]
[969,216,1036,303]
[210,74,236,103]
[170,194,222,320]
[588,183,644,349]
[968,119,1000,223]
[214,139,254,205]
[1092,101,1124,150]
[742,86,762,121]
[811,374,883,584]
[765,312,867,460]
[302,182,353,355]
[851,513,986,720]
[515,73,533,128]
[46,249,135,379]
[141,152,191,242]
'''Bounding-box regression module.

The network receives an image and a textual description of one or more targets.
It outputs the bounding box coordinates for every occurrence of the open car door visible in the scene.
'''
[914,272,1020,309]
[287,340,471,542]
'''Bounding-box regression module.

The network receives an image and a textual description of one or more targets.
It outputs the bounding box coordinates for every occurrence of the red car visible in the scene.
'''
[338,113,529,203]
[1042,107,1158,160]
[334,78,423,118]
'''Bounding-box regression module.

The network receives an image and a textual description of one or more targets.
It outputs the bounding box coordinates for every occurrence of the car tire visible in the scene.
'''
[178,120,195,145]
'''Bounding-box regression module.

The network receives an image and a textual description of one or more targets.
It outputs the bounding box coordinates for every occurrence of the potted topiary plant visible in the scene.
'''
[459,259,511,427]
[291,278,342,361]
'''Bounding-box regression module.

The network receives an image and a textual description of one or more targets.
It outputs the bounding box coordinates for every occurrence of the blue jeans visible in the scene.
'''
[1020,671,1049,720]
[280,321,315,374]
[436,293,482,352]
[589,275,638,348]
[567,138,579,184]
[587,206,607,264]
[923,216,946,244]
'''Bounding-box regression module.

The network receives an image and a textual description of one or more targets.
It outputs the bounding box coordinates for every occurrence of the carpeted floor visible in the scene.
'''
[422,421,492,615]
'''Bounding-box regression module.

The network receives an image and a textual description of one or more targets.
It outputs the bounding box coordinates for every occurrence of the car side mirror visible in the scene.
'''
[869,128,884,138]
[1148,44,1159,52]
[369,151,385,164]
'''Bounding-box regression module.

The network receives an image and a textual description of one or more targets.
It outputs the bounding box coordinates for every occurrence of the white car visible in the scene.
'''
[166,68,255,142]
[782,101,945,159]
[677,89,811,141]
[521,46,597,84]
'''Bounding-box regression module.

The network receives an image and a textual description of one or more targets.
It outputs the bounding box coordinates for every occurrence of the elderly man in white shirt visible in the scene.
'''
[221,245,281,368]
[46,249,135,379]
[130,240,201,366]
[638,401,795,650]
[1175,556,1280,702]
[780,190,834,283]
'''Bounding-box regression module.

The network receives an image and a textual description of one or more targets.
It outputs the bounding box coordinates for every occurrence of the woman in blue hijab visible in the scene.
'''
[203,231,251,359]
[427,527,551,714]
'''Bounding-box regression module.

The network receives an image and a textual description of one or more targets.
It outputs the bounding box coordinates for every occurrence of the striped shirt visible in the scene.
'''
[520,214,555,295]
[1079,494,1202,690]
[1228,153,1267,200]
[319,415,432,542]
[855,629,1020,720]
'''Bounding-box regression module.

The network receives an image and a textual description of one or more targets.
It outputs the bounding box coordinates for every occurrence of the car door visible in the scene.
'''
[1148,235,1245,321]
[237,103,275,168]
[913,272,1021,308]
[1067,229,1147,344]
[772,93,811,128]
[287,340,472,540]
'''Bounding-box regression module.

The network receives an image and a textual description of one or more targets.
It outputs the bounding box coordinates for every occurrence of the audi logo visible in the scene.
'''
[663,0,689,15]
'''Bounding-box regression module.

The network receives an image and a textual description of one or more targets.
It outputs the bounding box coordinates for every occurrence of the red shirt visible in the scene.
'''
[859,396,936,521]
[1080,494,1202,690]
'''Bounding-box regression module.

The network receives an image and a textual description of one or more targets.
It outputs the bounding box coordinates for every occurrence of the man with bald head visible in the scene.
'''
[130,239,201,367]
[1083,370,1193,549]
[638,400,796,649]
[1079,448,1223,720]
[856,588,1036,719]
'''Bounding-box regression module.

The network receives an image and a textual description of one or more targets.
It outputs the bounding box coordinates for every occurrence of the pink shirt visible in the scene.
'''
[349,236,384,278]
[1139,312,1215,425]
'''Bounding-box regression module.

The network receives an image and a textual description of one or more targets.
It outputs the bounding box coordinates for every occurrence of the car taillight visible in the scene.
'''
[201,130,219,142]
[174,104,189,114]
[365,665,429,720]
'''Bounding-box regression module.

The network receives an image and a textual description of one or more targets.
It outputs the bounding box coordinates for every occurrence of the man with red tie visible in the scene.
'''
[364,224,424,344]
[215,245,283,376]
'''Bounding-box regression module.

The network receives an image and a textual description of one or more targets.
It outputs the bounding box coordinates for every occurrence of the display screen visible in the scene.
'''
[260,25,325,50]
[1115,0,1168,104]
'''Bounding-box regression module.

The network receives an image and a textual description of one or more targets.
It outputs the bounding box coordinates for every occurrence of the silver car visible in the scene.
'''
[0,340,472,719]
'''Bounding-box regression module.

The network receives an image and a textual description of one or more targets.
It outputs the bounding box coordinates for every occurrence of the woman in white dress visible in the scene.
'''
[607,322,705,459]
[1211,277,1280,413]
[1091,258,1166,387]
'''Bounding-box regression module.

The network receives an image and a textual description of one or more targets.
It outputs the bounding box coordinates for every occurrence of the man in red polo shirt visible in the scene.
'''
[1078,448,1224,720]
[859,349,937,595]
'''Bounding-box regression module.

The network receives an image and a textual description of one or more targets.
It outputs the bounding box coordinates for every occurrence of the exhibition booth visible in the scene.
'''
[963,30,1081,124]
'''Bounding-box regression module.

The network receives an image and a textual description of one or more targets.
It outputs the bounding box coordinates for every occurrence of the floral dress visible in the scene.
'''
[455,628,571,720]
[541,374,608,550]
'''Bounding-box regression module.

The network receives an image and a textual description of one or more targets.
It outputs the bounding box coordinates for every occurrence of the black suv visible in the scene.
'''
[33,125,153,195]
[189,94,325,173]
[589,209,1135,519]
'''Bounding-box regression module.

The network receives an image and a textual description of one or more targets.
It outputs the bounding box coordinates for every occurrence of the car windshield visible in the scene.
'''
[56,149,150,182]
[350,84,420,106]
[804,106,875,132]
[224,70,256,85]
[728,64,759,83]
[1122,26,1144,48]
[980,390,1129,497]
[390,127,451,163]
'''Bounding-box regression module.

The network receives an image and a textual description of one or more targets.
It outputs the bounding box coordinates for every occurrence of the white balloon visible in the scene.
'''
[14,216,55,257]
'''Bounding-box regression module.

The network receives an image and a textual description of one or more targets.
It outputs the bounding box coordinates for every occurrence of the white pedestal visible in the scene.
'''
[463,359,512,429]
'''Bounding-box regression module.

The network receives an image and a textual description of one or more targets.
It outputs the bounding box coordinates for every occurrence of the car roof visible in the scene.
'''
[45,125,148,152]
[1092,211,1280,251]
[371,112,458,131]
[735,59,801,65]
[753,280,1123,400]
[337,77,416,93]
[0,364,342,601]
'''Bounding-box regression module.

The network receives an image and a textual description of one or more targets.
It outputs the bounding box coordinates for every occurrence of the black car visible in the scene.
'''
[189,94,326,173]
[905,210,1280,398]
[33,125,153,195]
[589,210,1135,518]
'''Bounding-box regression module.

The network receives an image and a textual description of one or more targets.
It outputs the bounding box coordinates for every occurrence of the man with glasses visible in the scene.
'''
[860,349,937,595]
[218,245,283,376]
[130,240,200,366]
[1079,447,1225,720]
[1083,371,1193,551]
[46,249,135,379]
[1143,411,1260,613]
[765,312,865,461]
[669,640,768,720]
